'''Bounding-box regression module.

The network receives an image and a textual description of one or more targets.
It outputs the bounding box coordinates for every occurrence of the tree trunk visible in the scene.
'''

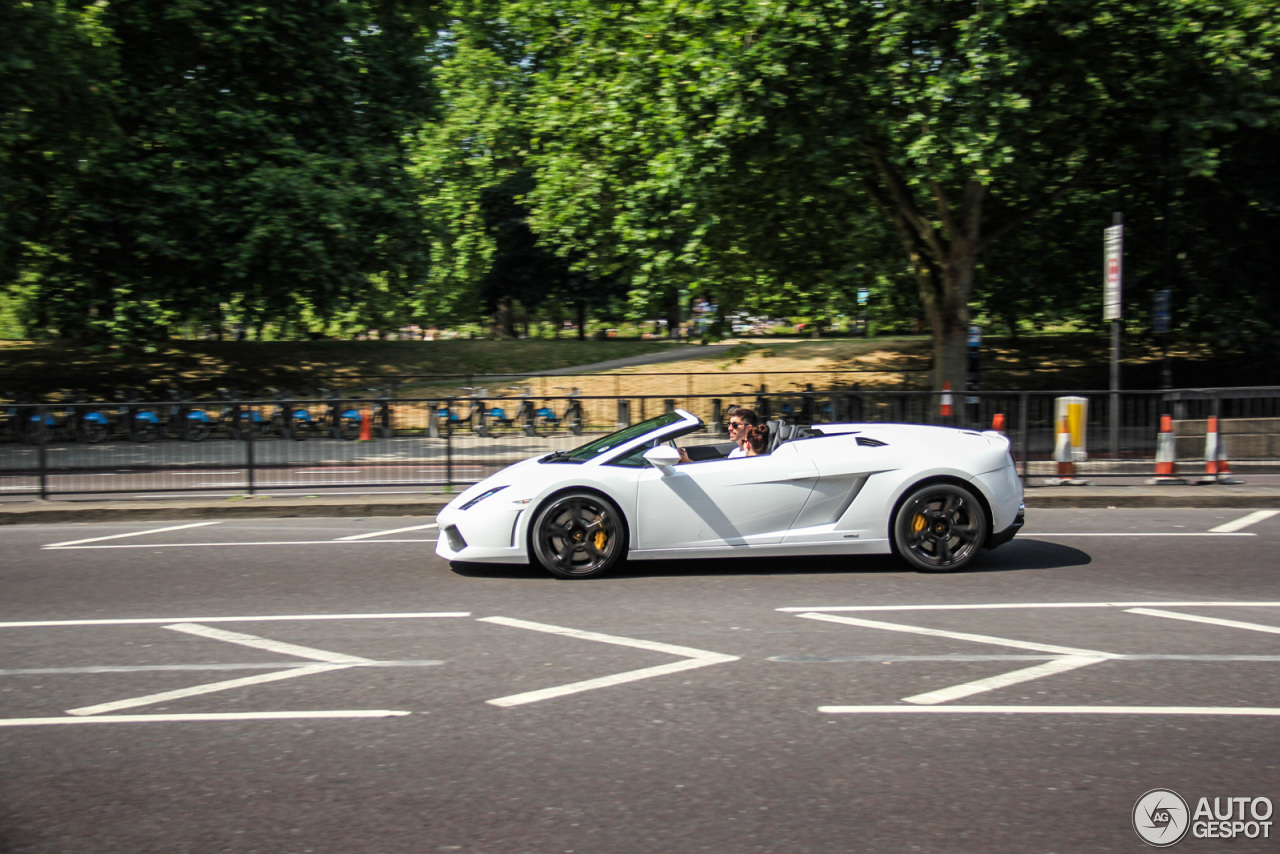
[495,295,517,338]
[864,155,984,393]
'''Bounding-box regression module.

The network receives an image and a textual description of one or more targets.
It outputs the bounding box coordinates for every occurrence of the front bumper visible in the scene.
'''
[434,507,531,564]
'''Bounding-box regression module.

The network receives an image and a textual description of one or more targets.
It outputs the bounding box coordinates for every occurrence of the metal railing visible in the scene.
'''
[2,387,1277,500]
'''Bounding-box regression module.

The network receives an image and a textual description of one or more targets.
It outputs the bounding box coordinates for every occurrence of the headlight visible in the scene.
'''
[460,485,508,510]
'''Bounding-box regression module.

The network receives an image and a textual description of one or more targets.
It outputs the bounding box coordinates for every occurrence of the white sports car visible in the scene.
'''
[435,409,1024,579]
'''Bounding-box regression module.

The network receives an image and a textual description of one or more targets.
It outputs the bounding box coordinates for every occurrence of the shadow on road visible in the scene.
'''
[449,539,1090,580]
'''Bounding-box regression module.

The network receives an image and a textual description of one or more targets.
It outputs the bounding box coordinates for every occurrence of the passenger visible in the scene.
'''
[743,423,770,457]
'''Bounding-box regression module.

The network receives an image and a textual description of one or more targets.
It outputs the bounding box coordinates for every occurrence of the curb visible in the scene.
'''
[0,497,449,525]
[3,486,1280,524]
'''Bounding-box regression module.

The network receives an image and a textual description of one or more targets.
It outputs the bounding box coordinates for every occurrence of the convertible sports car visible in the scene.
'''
[435,409,1024,579]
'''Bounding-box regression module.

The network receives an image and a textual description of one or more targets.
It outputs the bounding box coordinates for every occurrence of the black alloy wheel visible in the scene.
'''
[892,482,989,572]
[531,492,626,579]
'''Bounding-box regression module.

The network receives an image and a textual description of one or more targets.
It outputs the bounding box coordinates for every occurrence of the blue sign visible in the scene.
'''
[1153,290,1171,334]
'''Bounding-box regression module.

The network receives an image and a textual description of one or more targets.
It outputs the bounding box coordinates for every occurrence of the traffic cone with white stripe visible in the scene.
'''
[359,408,373,441]
[1198,416,1243,484]
[1042,417,1090,485]
[1145,415,1187,485]
[939,382,954,419]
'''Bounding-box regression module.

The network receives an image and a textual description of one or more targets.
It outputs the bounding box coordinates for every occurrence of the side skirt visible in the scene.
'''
[628,539,892,562]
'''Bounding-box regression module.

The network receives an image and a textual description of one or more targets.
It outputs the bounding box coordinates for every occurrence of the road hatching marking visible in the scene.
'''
[65,623,377,716]
[818,705,1280,716]
[1126,607,1280,636]
[0,612,470,629]
[794,602,1280,716]
[44,521,224,549]
[335,523,439,541]
[479,616,738,707]
[1,710,410,727]
[1209,510,1280,533]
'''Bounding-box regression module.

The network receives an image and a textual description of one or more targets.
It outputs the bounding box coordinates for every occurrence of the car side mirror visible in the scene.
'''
[642,444,682,473]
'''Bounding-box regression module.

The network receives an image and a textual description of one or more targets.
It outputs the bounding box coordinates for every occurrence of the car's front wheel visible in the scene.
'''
[892,482,989,572]
[530,492,627,579]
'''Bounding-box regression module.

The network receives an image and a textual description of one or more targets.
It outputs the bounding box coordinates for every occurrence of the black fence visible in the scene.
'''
[2,387,1278,500]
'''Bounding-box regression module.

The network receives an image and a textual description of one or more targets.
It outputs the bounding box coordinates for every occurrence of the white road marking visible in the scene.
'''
[2,660,443,676]
[163,622,375,664]
[1027,532,1254,537]
[795,612,1115,657]
[818,705,1280,716]
[479,616,738,707]
[43,538,436,550]
[0,612,469,629]
[1,710,410,727]
[65,622,382,716]
[901,656,1108,705]
[66,663,353,716]
[1125,608,1280,636]
[43,521,224,548]
[335,523,439,541]
[777,601,1280,613]
[1209,510,1280,533]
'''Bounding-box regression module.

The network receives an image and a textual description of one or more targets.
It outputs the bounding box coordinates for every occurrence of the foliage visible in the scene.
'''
[453,0,1279,387]
[5,0,439,344]
[3,0,1277,379]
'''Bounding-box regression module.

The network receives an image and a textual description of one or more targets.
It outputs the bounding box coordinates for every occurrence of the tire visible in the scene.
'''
[185,421,211,442]
[891,482,989,573]
[530,492,627,579]
[133,422,158,443]
[339,416,360,441]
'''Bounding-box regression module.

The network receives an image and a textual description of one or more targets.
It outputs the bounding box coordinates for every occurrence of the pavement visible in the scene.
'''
[2,481,1280,525]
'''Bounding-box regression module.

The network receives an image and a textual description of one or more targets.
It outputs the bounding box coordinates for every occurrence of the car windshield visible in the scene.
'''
[543,411,691,463]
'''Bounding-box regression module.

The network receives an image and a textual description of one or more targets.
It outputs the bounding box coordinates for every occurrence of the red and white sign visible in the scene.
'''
[1103,224,1123,321]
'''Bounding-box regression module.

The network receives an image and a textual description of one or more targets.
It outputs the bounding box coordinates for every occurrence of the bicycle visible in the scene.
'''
[163,387,213,442]
[461,387,489,436]
[558,387,584,436]
[314,389,362,441]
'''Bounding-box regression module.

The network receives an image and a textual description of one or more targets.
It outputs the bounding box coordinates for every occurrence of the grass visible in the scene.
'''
[0,332,1273,401]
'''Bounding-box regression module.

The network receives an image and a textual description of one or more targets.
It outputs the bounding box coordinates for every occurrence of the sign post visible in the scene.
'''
[1153,288,1172,388]
[1104,214,1123,460]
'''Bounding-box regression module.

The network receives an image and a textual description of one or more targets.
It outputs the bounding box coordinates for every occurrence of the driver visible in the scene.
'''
[724,407,760,458]
[678,406,760,462]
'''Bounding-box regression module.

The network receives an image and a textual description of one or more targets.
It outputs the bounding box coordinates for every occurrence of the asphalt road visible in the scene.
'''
[3,508,1280,853]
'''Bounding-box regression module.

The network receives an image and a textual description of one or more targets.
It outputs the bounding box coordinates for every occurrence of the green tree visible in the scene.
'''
[411,8,626,338]
[10,0,438,344]
[474,0,1278,388]
[0,0,112,290]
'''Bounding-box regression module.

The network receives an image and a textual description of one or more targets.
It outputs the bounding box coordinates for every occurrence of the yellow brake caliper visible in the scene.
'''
[912,513,927,534]
[593,514,607,550]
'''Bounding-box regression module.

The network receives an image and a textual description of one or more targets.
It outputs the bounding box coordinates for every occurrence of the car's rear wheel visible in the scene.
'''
[892,482,988,572]
[531,492,626,579]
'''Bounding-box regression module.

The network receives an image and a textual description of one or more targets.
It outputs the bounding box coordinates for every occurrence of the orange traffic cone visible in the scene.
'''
[940,382,954,418]
[1042,417,1089,485]
[1198,416,1243,484]
[359,408,373,441]
[991,413,1006,434]
[1145,414,1187,485]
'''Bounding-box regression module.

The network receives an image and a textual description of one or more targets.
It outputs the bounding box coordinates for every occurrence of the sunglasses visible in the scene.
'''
[728,420,744,428]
